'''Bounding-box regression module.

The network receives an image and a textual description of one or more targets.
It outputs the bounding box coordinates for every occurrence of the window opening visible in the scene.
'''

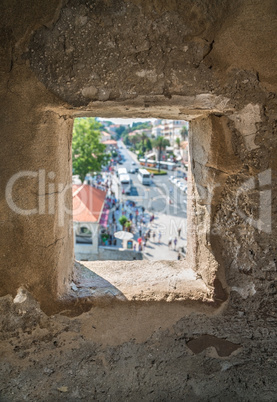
[76,225,93,244]
[72,117,189,263]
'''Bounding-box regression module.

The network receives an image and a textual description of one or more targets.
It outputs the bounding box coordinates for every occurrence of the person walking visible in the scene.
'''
[152,231,156,242]
[173,237,178,250]
[177,227,181,238]
[168,237,172,249]
[158,231,162,243]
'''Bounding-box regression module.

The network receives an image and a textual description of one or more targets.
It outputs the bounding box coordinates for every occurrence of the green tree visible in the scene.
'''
[125,221,132,232]
[146,138,152,151]
[131,121,152,130]
[153,136,170,172]
[123,135,131,146]
[129,134,139,147]
[119,215,128,230]
[72,118,108,182]
[181,125,188,140]
[140,132,147,154]
[175,137,181,150]
[115,125,126,140]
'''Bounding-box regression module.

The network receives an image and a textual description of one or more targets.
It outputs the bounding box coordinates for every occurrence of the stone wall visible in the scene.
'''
[76,246,143,261]
[1,0,277,400]
[98,246,143,261]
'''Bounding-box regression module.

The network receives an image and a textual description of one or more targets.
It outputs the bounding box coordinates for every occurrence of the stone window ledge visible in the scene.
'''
[65,261,224,315]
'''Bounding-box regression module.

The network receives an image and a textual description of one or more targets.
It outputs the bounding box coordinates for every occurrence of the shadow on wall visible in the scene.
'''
[71,261,128,303]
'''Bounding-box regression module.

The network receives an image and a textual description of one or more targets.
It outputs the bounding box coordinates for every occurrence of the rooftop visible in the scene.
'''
[73,184,107,223]
[102,139,118,145]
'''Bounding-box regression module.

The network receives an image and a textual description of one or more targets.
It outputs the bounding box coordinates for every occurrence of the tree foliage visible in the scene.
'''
[72,118,108,182]
[117,121,152,142]
[115,125,127,139]
[153,136,170,150]
[119,215,128,229]
[146,138,152,151]
[140,132,147,153]
[181,125,188,140]
[131,121,152,131]
[153,136,170,171]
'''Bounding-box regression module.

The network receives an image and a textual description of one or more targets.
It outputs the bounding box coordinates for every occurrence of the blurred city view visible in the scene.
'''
[72,118,189,262]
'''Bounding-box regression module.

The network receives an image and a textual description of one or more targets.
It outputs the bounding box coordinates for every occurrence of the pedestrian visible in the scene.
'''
[168,237,172,249]
[138,243,143,252]
[158,231,162,243]
[177,252,181,260]
[177,227,181,238]
[133,243,137,252]
[152,231,156,242]
[173,237,177,250]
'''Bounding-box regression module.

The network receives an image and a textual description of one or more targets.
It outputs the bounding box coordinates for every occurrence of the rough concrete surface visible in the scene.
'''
[1,290,277,401]
[72,260,211,303]
[1,0,277,400]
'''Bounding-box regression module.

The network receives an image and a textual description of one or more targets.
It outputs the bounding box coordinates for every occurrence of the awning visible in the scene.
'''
[146,152,156,158]
[99,207,109,227]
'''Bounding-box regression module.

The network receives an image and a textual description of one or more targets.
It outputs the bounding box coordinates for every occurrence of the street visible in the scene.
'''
[110,141,188,260]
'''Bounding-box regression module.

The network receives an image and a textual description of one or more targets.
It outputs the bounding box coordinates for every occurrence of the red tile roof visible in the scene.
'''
[102,139,118,145]
[72,184,107,223]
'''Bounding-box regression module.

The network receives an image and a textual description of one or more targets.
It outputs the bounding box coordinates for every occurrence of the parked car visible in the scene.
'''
[173,179,181,187]
[180,184,187,193]
[176,169,185,178]
[129,168,135,174]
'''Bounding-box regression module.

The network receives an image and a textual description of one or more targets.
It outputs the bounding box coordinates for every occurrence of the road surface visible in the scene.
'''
[113,141,188,260]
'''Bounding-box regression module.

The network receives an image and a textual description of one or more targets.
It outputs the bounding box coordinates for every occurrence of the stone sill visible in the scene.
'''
[66,260,219,314]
